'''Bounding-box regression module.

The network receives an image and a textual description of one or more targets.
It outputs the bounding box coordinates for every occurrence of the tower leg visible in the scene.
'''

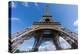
[53,36,61,50]
[71,42,78,49]
[32,37,42,52]
[32,31,42,52]
[9,39,13,53]
[52,31,62,50]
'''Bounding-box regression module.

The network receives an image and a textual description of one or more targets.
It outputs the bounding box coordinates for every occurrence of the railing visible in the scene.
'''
[33,22,61,25]
[11,28,32,39]
[60,27,78,40]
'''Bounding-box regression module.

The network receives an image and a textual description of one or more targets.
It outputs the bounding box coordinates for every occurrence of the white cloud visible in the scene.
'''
[39,41,56,51]
[73,19,78,32]
[11,17,21,23]
[22,2,28,7]
[34,3,40,9]
[11,1,16,8]
[22,2,39,7]
[11,17,20,21]
[59,37,71,49]
[34,3,38,7]
[19,46,32,51]
[74,19,78,27]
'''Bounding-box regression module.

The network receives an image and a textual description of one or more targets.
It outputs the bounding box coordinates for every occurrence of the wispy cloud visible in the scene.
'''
[11,1,16,8]
[73,19,78,32]
[59,37,71,49]
[19,46,32,51]
[22,2,28,7]
[11,17,21,23]
[34,3,38,7]
[74,19,78,26]
[39,41,56,51]
[22,2,39,7]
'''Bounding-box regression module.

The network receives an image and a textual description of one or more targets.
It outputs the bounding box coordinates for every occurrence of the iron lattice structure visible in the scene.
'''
[9,4,78,53]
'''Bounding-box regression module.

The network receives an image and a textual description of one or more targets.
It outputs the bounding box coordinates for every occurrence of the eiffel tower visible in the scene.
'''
[9,4,78,53]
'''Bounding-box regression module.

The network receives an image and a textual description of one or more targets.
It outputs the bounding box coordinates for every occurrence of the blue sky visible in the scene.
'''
[9,1,78,51]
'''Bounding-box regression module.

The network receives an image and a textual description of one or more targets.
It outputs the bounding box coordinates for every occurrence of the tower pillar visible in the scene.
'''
[52,31,62,50]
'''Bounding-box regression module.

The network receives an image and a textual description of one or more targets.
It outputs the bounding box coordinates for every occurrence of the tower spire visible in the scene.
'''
[44,4,50,16]
[41,4,54,22]
[39,4,56,22]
